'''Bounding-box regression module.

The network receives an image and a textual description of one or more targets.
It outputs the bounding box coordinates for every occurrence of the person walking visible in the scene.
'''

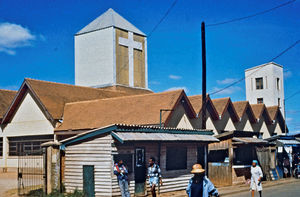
[147,157,162,197]
[186,164,219,197]
[114,159,130,197]
[250,160,263,197]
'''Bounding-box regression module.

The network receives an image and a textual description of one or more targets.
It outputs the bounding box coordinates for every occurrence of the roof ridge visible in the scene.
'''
[0,89,18,93]
[64,89,183,105]
[24,78,127,94]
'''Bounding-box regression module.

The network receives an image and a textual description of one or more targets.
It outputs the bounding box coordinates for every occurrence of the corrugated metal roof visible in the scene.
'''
[277,139,300,145]
[112,132,219,142]
[76,8,145,36]
[232,137,268,144]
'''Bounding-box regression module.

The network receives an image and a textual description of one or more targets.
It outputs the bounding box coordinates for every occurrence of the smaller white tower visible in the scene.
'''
[245,62,285,117]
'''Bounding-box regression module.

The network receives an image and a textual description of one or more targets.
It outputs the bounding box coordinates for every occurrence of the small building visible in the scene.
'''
[60,124,218,196]
[208,130,268,187]
[266,135,300,177]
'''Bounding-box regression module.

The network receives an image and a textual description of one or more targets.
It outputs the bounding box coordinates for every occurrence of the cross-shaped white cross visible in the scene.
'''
[119,31,143,87]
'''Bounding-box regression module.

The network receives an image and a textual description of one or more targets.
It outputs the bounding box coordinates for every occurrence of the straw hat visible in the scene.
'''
[191,164,205,174]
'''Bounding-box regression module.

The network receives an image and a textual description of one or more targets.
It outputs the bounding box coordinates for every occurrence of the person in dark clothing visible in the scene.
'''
[114,160,130,197]
[186,164,219,197]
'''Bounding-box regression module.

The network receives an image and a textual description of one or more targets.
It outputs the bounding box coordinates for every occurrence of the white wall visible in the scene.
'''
[177,114,193,129]
[75,27,115,87]
[245,62,285,117]
[0,92,54,169]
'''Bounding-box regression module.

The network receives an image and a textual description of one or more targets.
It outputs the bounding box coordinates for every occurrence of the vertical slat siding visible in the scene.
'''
[64,134,113,197]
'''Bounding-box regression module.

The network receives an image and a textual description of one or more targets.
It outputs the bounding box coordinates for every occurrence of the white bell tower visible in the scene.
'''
[75,8,148,89]
[245,62,285,117]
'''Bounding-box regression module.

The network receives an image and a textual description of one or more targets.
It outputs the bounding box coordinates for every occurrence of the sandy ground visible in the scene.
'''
[0,171,18,197]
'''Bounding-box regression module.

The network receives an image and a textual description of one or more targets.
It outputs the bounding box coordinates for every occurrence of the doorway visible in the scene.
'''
[83,165,95,197]
[134,147,146,196]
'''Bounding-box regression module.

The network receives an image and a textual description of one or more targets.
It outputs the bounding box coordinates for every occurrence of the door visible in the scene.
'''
[134,148,146,196]
[83,165,95,197]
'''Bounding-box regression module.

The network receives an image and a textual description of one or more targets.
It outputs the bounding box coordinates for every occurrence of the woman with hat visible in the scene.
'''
[186,164,219,197]
[250,160,263,197]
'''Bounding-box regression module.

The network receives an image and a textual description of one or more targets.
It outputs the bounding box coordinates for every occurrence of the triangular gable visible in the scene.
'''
[188,94,219,120]
[224,117,236,131]
[212,98,239,122]
[244,119,253,132]
[177,114,193,129]
[261,122,271,139]
[233,101,256,123]
[250,104,272,124]
[5,91,54,134]
[1,79,55,126]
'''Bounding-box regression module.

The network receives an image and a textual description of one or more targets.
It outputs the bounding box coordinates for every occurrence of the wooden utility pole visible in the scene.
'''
[201,22,207,129]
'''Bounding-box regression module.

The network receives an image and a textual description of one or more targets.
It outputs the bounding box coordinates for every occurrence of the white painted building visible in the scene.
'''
[245,62,285,117]
[75,8,148,89]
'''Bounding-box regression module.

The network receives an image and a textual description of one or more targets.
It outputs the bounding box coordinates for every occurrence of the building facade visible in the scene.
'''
[245,62,285,117]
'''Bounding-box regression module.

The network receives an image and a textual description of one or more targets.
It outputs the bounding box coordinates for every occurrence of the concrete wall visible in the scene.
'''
[0,92,54,169]
[245,63,285,117]
[75,27,114,87]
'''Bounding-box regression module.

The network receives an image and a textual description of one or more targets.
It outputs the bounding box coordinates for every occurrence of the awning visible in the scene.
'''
[277,139,300,146]
[232,137,268,145]
[112,132,219,143]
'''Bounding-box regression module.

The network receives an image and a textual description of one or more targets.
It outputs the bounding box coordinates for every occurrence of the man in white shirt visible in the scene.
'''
[250,160,263,197]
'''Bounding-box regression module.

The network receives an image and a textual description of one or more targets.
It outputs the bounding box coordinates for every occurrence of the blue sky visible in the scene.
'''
[0,0,299,132]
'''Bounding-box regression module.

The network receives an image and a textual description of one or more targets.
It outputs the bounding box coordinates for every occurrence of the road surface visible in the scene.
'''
[230,180,300,197]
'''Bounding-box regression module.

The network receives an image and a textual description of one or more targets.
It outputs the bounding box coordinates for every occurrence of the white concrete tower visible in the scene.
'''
[75,8,148,89]
[245,62,285,117]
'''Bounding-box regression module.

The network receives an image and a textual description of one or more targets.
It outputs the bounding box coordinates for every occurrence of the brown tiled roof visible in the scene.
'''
[0,89,17,120]
[98,85,153,95]
[26,78,141,120]
[233,101,249,119]
[55,90,187,131]
[211,97,230,116]
[250,104,265,120]
[267,106,279,120]
[188,95,203,113]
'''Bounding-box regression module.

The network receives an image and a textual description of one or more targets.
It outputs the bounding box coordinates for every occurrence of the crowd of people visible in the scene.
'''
[113,157,219,197]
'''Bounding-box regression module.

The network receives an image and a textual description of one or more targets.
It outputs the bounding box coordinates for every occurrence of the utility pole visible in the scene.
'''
[159,109,173,128]
[201,22,207,130]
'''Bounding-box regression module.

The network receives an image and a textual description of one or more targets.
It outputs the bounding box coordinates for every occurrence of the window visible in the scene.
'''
[276,78,280,90]
[234,146,254,165]
[8,135,53,156]
[0,138,2,157]
[208,150,228,162]
[257,98,263,104]
[113,154,134,173]
[278,98,280,107]
[256,77,263,89]
[166,147,187,170]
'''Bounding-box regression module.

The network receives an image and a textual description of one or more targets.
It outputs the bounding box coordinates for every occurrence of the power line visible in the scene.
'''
[207,0,296,27]
[286,90,300,101]
[148,0,179,37]
[210,39,300,95]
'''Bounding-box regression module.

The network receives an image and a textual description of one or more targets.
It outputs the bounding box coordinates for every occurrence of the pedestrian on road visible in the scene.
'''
[114,159,130,197]
[250,160,263,197]
[186,164,219,197]
[147,157,162,197]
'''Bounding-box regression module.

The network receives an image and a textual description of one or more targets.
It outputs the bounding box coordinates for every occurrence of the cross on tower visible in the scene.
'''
[118,32,143,87]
